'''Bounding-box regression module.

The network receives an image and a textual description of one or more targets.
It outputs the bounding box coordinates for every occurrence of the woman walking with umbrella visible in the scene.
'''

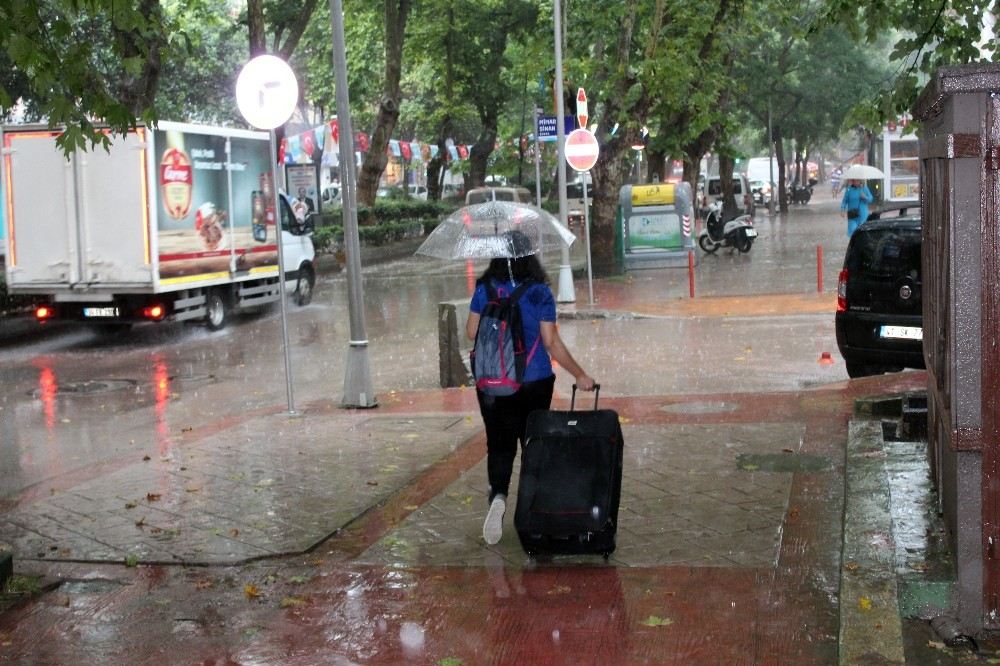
[465,231,595,545]
[839,164,882,237]
[417,203,596,545]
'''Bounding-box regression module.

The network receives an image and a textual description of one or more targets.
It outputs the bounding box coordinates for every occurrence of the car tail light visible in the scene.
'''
[837,269,849,312]
[35,304,55,321]
[143,304,166,321]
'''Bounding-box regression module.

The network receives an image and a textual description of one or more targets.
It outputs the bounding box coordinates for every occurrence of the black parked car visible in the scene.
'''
[835,206,925,378]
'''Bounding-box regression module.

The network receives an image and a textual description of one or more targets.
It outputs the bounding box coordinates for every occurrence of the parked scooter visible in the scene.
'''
[786,178,818,205]
[698,203,757,253]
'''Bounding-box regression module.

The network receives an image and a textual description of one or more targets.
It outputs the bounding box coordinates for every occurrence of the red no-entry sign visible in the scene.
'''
[565,129,599,172]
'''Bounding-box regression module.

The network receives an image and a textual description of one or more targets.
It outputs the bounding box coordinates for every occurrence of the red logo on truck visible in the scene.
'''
[160,148,193,219]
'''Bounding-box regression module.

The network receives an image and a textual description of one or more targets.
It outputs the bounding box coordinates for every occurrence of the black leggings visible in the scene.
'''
[476,374,555,502]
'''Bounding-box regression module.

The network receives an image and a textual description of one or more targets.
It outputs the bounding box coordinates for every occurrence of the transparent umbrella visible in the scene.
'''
[416,201,575,260]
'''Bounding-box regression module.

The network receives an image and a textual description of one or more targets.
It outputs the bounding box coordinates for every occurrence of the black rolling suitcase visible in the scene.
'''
[514,384,624,558]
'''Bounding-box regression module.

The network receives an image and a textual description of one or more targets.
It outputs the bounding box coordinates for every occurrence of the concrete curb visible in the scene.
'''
[840,418,906,665]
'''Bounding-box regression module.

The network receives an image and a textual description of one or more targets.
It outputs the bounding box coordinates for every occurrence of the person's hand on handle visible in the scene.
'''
[575,374,597,391]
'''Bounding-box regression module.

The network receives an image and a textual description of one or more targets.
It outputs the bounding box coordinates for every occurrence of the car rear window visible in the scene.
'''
[846,227,921,280]
[707,179,743,196]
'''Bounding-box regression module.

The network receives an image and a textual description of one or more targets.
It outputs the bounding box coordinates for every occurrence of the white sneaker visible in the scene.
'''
[483,496,506,545]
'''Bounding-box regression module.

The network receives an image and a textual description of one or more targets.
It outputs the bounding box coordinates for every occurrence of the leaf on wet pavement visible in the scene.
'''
[438,659,464,666]
[547,585,571,595]
[288,575,310,585]
[146,493,161,502]
[135,517,146,527]
[125,501,138,509]
[181,427,193,433]
[640,615,673,627]
[858,596,872,611]
[142,455,151,461]
[244,584,262,600]
[618,416,631,424]
[403,505,419,511]
[185,487,200,493]
[194,579,213,590]
[926,640,945,650]
[279,596,307,608]
[229,529,240,538]
[844,561,860,571]
[366,480,379,486]
[255,479,274,488]
[124,554,139,567]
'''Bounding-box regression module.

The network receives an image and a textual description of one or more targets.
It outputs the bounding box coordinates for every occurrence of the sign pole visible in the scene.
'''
[533,106,542,208]
[553,0,575,303]
[583,176,594,306]
[236,55,300,417]
[269,129,296,415]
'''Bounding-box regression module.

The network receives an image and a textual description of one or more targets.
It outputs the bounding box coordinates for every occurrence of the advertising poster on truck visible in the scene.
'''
[154,127,278,283]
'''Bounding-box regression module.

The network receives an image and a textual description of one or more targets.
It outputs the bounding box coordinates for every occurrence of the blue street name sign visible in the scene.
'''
[536,115,574,142]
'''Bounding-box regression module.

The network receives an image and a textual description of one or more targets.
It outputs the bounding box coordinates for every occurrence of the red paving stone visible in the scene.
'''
[0,373,927,664]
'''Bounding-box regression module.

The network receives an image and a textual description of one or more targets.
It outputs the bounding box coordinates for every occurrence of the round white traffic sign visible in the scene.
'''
[565,129,599,172]
[236,55,299,130]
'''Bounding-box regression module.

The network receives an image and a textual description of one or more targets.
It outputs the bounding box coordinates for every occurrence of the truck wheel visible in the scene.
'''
[294,263,315,306]
[205,291,228,330]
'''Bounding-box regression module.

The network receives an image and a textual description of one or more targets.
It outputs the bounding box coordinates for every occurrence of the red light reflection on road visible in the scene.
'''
[36,364,57,432]
[152,355,171,456]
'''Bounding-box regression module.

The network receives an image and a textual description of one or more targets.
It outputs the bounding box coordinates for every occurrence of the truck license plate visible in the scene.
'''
[879,325,922,340]
[744,228,758,237]
[83,307,120,318]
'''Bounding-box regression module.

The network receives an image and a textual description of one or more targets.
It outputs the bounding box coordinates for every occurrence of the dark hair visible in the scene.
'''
[478,254,548,285]
[477,230,548,285]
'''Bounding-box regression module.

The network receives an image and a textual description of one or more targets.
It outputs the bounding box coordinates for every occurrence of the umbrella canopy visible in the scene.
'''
[841,164,884,180]
[416,201,576,260]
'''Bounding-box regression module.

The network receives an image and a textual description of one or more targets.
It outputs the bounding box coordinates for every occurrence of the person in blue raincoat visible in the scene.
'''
[840,179,873,237]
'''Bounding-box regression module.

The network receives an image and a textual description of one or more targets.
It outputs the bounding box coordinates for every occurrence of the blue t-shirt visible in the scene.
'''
[470,279,556,383]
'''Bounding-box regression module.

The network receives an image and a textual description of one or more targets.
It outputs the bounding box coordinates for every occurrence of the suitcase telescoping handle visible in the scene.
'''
[571,383,601,411]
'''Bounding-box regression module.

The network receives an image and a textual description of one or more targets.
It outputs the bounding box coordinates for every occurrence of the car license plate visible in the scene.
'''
[744,228,758,237]
[879,325,922,340]
[83,307,120,318]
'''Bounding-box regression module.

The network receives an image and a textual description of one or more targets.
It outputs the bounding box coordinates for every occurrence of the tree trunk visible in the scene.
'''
[357,0,411,206]
[590,129,639,276]
[426,115,453,202]
[774,125,788,213]
[646,147,666,183]
[247,0,266,56]
[718,153,738,221]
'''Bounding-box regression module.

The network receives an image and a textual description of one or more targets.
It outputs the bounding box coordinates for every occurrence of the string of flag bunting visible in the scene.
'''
[280,119,485,167]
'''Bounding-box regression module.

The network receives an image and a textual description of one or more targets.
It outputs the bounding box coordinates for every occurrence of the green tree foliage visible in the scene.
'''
[155,0,246,126]
[823,0,998,124]
[0,0,177,152]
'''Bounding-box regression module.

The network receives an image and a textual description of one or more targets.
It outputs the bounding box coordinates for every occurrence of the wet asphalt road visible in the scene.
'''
[0,189,855,501]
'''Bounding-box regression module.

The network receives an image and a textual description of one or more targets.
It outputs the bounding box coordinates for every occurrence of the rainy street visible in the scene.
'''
[0,190,857,499]
[0,191,938,663]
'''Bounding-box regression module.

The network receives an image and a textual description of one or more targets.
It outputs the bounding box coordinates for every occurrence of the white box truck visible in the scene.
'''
[1,122,316,330]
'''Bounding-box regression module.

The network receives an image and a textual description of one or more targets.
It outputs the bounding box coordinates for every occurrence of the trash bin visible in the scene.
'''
[618,182,696,270]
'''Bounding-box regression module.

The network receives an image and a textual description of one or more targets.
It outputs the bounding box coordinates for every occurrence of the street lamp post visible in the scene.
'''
[328,0,377,408]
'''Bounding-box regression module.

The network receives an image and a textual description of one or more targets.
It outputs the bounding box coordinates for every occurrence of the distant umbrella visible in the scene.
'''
[841,164,884,180]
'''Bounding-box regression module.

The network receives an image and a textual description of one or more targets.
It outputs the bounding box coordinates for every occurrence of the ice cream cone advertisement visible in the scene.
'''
[153,126,276,281]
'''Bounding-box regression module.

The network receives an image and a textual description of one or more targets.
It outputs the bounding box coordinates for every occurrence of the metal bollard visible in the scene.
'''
[688,250,696,298]
[817,244,824,293]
